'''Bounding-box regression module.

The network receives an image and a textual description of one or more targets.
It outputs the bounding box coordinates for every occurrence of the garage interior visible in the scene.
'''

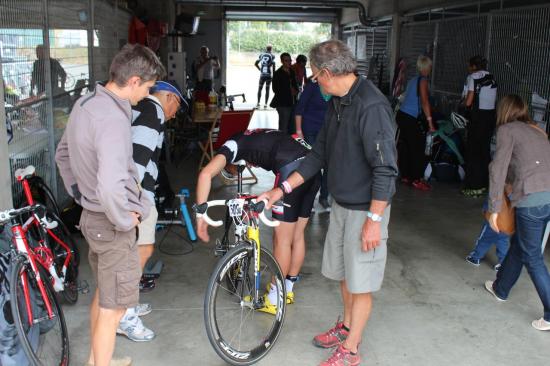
[0,0,549,365]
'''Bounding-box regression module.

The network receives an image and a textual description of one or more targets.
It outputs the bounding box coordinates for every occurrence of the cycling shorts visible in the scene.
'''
[272,158,321,222]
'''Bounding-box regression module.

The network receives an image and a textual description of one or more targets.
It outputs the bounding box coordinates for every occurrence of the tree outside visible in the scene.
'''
[225,21,332,106]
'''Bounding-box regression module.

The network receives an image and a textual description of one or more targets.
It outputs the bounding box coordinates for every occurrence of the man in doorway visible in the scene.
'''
[117,80,185,342]
[270,52,298,134]
[193,45,220,92]
[56,44,165,366]
[259,40,398,366]
[292,54,308,92]
[30,44,67,96]
[254,44,276,108]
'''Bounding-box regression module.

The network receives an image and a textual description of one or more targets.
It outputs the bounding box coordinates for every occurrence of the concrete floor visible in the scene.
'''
[64,160,550,366]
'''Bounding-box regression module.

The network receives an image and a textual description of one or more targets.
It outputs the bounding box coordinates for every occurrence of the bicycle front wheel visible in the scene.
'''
[204,242,286,365]
[10,256,70,366]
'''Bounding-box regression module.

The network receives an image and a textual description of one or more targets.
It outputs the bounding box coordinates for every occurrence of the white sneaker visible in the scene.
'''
[484,280,506,302]
[117,315,155,342]
[134,303,152,317]
[532,317,550,331]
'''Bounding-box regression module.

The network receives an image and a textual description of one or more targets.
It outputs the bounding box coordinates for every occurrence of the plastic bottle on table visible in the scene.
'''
[208,90,218,107]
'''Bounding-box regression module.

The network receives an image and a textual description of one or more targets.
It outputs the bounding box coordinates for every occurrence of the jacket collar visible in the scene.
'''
[95,83,132,120]
[338,75,363,106]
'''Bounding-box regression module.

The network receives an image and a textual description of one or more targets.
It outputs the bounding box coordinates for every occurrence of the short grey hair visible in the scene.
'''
[416,55,432,73]
[308,40,357,76]
[109,44,166,87]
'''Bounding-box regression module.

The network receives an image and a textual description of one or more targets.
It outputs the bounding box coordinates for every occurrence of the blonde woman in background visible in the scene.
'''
[395,55,435,191]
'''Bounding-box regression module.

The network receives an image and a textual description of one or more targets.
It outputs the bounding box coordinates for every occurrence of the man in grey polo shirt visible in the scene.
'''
[56,44,165,366]
[259,40,398,366]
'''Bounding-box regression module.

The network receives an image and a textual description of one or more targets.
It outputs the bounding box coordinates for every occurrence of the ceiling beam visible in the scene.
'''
[175,0,372,26]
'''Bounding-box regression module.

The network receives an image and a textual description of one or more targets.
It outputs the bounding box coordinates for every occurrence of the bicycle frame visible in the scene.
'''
[17,167,72,291]
[11,221,55,325]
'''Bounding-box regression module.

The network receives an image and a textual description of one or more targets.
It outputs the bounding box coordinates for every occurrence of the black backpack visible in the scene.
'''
[473,73,497,110]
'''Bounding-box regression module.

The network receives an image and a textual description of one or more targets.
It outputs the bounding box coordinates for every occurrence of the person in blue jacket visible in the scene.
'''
[294,81,330,209]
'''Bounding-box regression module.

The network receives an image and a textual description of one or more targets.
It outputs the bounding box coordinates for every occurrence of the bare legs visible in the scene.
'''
[138,244,154,270]
[272,217,309,277]
[340,281,372,353]
[87,290,126,366]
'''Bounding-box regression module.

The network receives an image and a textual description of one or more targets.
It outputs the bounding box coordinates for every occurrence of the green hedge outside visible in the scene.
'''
[228,29,329,55]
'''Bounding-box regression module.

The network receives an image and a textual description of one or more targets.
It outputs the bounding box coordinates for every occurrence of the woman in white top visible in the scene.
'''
[461,55,497,197]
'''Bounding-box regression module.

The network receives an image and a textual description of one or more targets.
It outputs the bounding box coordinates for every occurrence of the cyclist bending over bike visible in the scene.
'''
[196,129,320,314]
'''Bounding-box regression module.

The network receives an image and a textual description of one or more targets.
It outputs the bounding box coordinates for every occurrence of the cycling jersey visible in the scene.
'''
[462,71,497,110]
[216,129,308,173]
[217,129,317,223]
[257,52,275,77]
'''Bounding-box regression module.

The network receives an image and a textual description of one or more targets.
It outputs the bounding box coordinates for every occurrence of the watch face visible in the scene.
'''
[368,211,382,222]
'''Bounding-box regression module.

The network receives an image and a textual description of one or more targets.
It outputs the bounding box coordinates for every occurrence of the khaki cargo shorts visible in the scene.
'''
[80,209,141,309]
[322,202,391,294]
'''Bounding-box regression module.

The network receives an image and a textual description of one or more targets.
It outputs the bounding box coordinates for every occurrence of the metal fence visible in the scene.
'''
[396,4,550,129]
[0,0,131,207]
[489,6,550,114]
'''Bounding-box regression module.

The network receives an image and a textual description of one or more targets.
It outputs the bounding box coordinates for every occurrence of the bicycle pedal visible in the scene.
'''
[78,280,90,294]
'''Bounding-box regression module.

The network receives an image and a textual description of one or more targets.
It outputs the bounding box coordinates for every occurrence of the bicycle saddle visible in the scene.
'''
[15,165,36,180]
[234,159,246,166]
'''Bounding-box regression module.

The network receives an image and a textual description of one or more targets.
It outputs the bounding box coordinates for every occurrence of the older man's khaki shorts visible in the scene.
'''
[321,202,391,294]
[80,209,141,309]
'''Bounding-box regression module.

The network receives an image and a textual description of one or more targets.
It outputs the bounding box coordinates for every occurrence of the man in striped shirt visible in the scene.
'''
[117,80,184,342]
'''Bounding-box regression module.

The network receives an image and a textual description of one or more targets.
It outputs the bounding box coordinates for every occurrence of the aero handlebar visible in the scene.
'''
[195,199,279,228]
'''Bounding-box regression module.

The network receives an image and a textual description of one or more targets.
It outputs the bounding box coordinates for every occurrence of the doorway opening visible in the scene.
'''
[225,21,332,106]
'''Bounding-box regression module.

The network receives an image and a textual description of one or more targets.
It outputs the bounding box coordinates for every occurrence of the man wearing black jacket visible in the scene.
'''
[259,40,398,366]
[270,52,298,134]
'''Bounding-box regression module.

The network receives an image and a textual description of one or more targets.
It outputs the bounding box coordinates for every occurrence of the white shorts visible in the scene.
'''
[137,206,158,245]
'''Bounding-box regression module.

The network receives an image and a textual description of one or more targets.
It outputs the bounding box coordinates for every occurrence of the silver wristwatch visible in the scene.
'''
[366,211,382,222]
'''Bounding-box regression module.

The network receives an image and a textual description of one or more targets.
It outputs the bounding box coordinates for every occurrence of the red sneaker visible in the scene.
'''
[412,179,431,191]
[319,345,361,366]
[312,318,349,348]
